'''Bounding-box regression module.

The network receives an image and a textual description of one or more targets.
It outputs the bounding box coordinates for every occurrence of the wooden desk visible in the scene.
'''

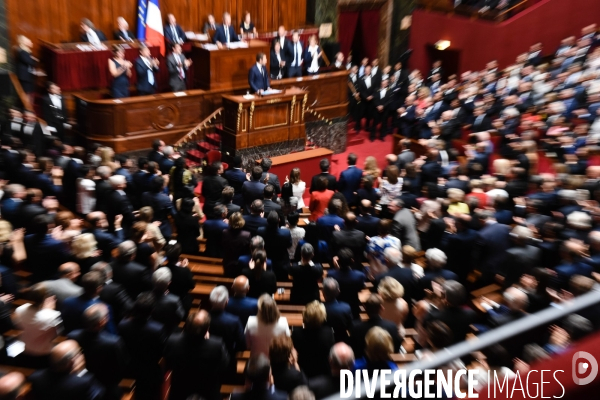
[42,41,163,91]
[220,88,307,153]
[258,148,333,191]
[190,40,271,90]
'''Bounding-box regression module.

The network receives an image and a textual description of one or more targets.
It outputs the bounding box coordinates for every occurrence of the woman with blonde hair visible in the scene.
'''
[291,301,335,378]
[138,206,166,252]
[99,147,119,170]
[446,188,469,215]
[378,277,408,338]
[131,221,158,270]
[363,156,381,183]
[245,294,290,357]
[71,233,101,274]
[353,327,398,372]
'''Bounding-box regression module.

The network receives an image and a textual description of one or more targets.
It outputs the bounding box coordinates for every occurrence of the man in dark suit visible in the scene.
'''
[201,161,228,219]
[87,212,124,262]
[348,65,362,132]
[114,17,134,41]
[41,82,68,142]
[321,277,354,342]
[242,166,266,213]
[147,139,165,164]
[224,156,247,207]
[208,286,246,376]
[141,175,176,239]
[213,12,239,46]
[356,200,380,239]
[371,78,392,141]
[218,186,241,217]
[110,241,153,300]
[473,210,511,287]
[273,26,293,65]
[204,205,229,258]
[29,340,105,400]
[231,355,287,400]
[105,175,135,235]
[150,268,185,333]
[203,14,217,34]
[309,343,355,400]
[257,211,292,280]
[164,13,186,46]
[419,248,458,297]
[338,153,363,206]
[135,45,160,95]
[359,65,376,131]
[67,304,127,400]
[80,18,107,44]
[260,158,281,195]
[349,294,402,358]
[288,243,323,305]
[225,275,258,326]
[439,217,477,282]
[248,52,270,94]
[20,111,46,157]
[428,60,443,83]
[331,212,367,269]
[471,106,492,133]
[426,280,477,344]
[243,200,268,238]
[288,31,304,78]
[309,158,337,193]
[90,262,133,323]
[24,215,70,283]
[370,58,382,89]
[62,271,117,334]
[326,249,366,318]
[118,293,166,400]
[262,185,283,226]
[164,310,230,400]
[374,247,418,303]
[167,43,192,92]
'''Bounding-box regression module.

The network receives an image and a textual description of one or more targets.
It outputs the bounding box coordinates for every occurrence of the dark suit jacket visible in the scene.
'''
[110,260,153,300]
[338,166,363,205]
[61,295,117,334]
[472,114,492,133]
[292,326,335,378]
[80,29,107,43]
[29,369,105,400]
[332,229,366,269]
[310,173,337,193]
[225,296,258,327]
[213,24,239,44]
[141,191,176,238]
[91,228,124,262]
[164,23,186,45]
[242,180,266,213]
[374,265,418,303]
[135,57,159,94]
[261,172,281,194]
[41,93,67,131]
[263,199,284,226]
[203,218,229,257]
[356,215,380,238]
[25,234,70,283]
[349,317,402,358]
[209,309,246,357]
[15,48,36,86]
[164,333,230,400]
[67,330,127,397]
[270,49,286,78]
[272,36,293,64]
[257,226,292,279]
[428,306,477,345]
[202,175,228,215]
[99,281,133,323]
[243,268,277,298]
[105,190,135,234]
[309,374,341,400]
[474,222,511,280]
[224,168,247,201]
[288,262,323,305]
[166,53,189,90]
[242,214,268,238]
[152,292,185,333]
[326,269,366,318]
[272,364,307,394]
[323,300,354,342]
[248,64,270,93]
[114,29,134,41]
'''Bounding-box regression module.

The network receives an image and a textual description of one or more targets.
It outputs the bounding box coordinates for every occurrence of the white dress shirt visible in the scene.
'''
[307,45,319,73]
[365,76,371,88]
[49,94,62,109]
[291,42,302,67]
[87,30,101,47]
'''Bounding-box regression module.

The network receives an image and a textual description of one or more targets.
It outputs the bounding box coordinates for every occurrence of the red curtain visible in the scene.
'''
[338,11,360,57]
[358,10,380,61]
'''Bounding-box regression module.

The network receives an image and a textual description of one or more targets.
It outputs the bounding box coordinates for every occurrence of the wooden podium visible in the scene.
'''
[220,88,307,157]
[190,39,271,90]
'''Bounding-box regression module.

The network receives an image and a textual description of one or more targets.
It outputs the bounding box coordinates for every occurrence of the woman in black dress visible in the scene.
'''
[108,45,132,98]
[173,198,202,255]
[239,11,257,36]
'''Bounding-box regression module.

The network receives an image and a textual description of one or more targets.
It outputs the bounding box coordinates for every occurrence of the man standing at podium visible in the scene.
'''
[213,12,239,47]
[249,53,271,94]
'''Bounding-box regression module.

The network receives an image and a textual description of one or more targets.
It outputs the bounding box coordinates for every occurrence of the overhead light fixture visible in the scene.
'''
[435,40,451,50]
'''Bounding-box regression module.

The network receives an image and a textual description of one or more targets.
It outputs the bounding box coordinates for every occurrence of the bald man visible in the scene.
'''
[0,372,24,400]
[308,343,355,399]
[29,340,105,399]
[164,310,230,400]
[356,199,380,238]
[225,276,258,326]
[67,304,127,400]
[41,263,83,305]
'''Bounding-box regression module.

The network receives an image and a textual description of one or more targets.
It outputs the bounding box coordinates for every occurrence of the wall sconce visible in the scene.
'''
[434,40,451,50]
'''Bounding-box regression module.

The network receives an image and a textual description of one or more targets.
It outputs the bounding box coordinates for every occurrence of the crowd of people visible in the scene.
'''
[1,17,600,400]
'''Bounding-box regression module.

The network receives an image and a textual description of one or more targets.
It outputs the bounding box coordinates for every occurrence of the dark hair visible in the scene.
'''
[137,156,149,169]
[213,204,227,217]
[81,271,103,297]
[563,314,593,341]
[164,243,182,262]
[347,153,357,166]
[319,158,330,172]
[364,294,383,317]
[287,211,299,227]
[152,139,162,151]
[264,184,275,199]
[245,354,271,384]
[133,292,156,319]
[337,248,354,270]
[425,320,453,349]
[150,176,165,193]
[256,52,266,62]
[260,158,272,171]
[267,210,279,228]
[232,155,243,168]
[377,219,392,236]
[316,176,328,191]
[115,154,128,166]
[251,166,263,181]
[442,280,466,307]
[29,214,49,237]
[180,197,195,214]
[222,186,235,203]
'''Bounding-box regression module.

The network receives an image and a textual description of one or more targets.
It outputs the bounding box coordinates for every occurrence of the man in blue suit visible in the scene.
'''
[225,275,258,326]
[213,12,239,46]
[87,212,124,262]
[322,277,354,342]
[248,52,270,94]
[203,205,229,258]
[242,166,266,213]
[135,44,159,95]
[24,214,71,283]
[224,156,247,207]
[337,153,363,206]
[243,200,268,238]
[165,14,186,47]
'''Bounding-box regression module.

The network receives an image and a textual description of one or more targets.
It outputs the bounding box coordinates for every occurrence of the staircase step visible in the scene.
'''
[186,149,205,163]
[198,141,218,152]
[205,133,222,146]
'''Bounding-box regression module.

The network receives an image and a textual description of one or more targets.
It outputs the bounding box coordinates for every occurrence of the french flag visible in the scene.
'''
[137,0,165,56]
